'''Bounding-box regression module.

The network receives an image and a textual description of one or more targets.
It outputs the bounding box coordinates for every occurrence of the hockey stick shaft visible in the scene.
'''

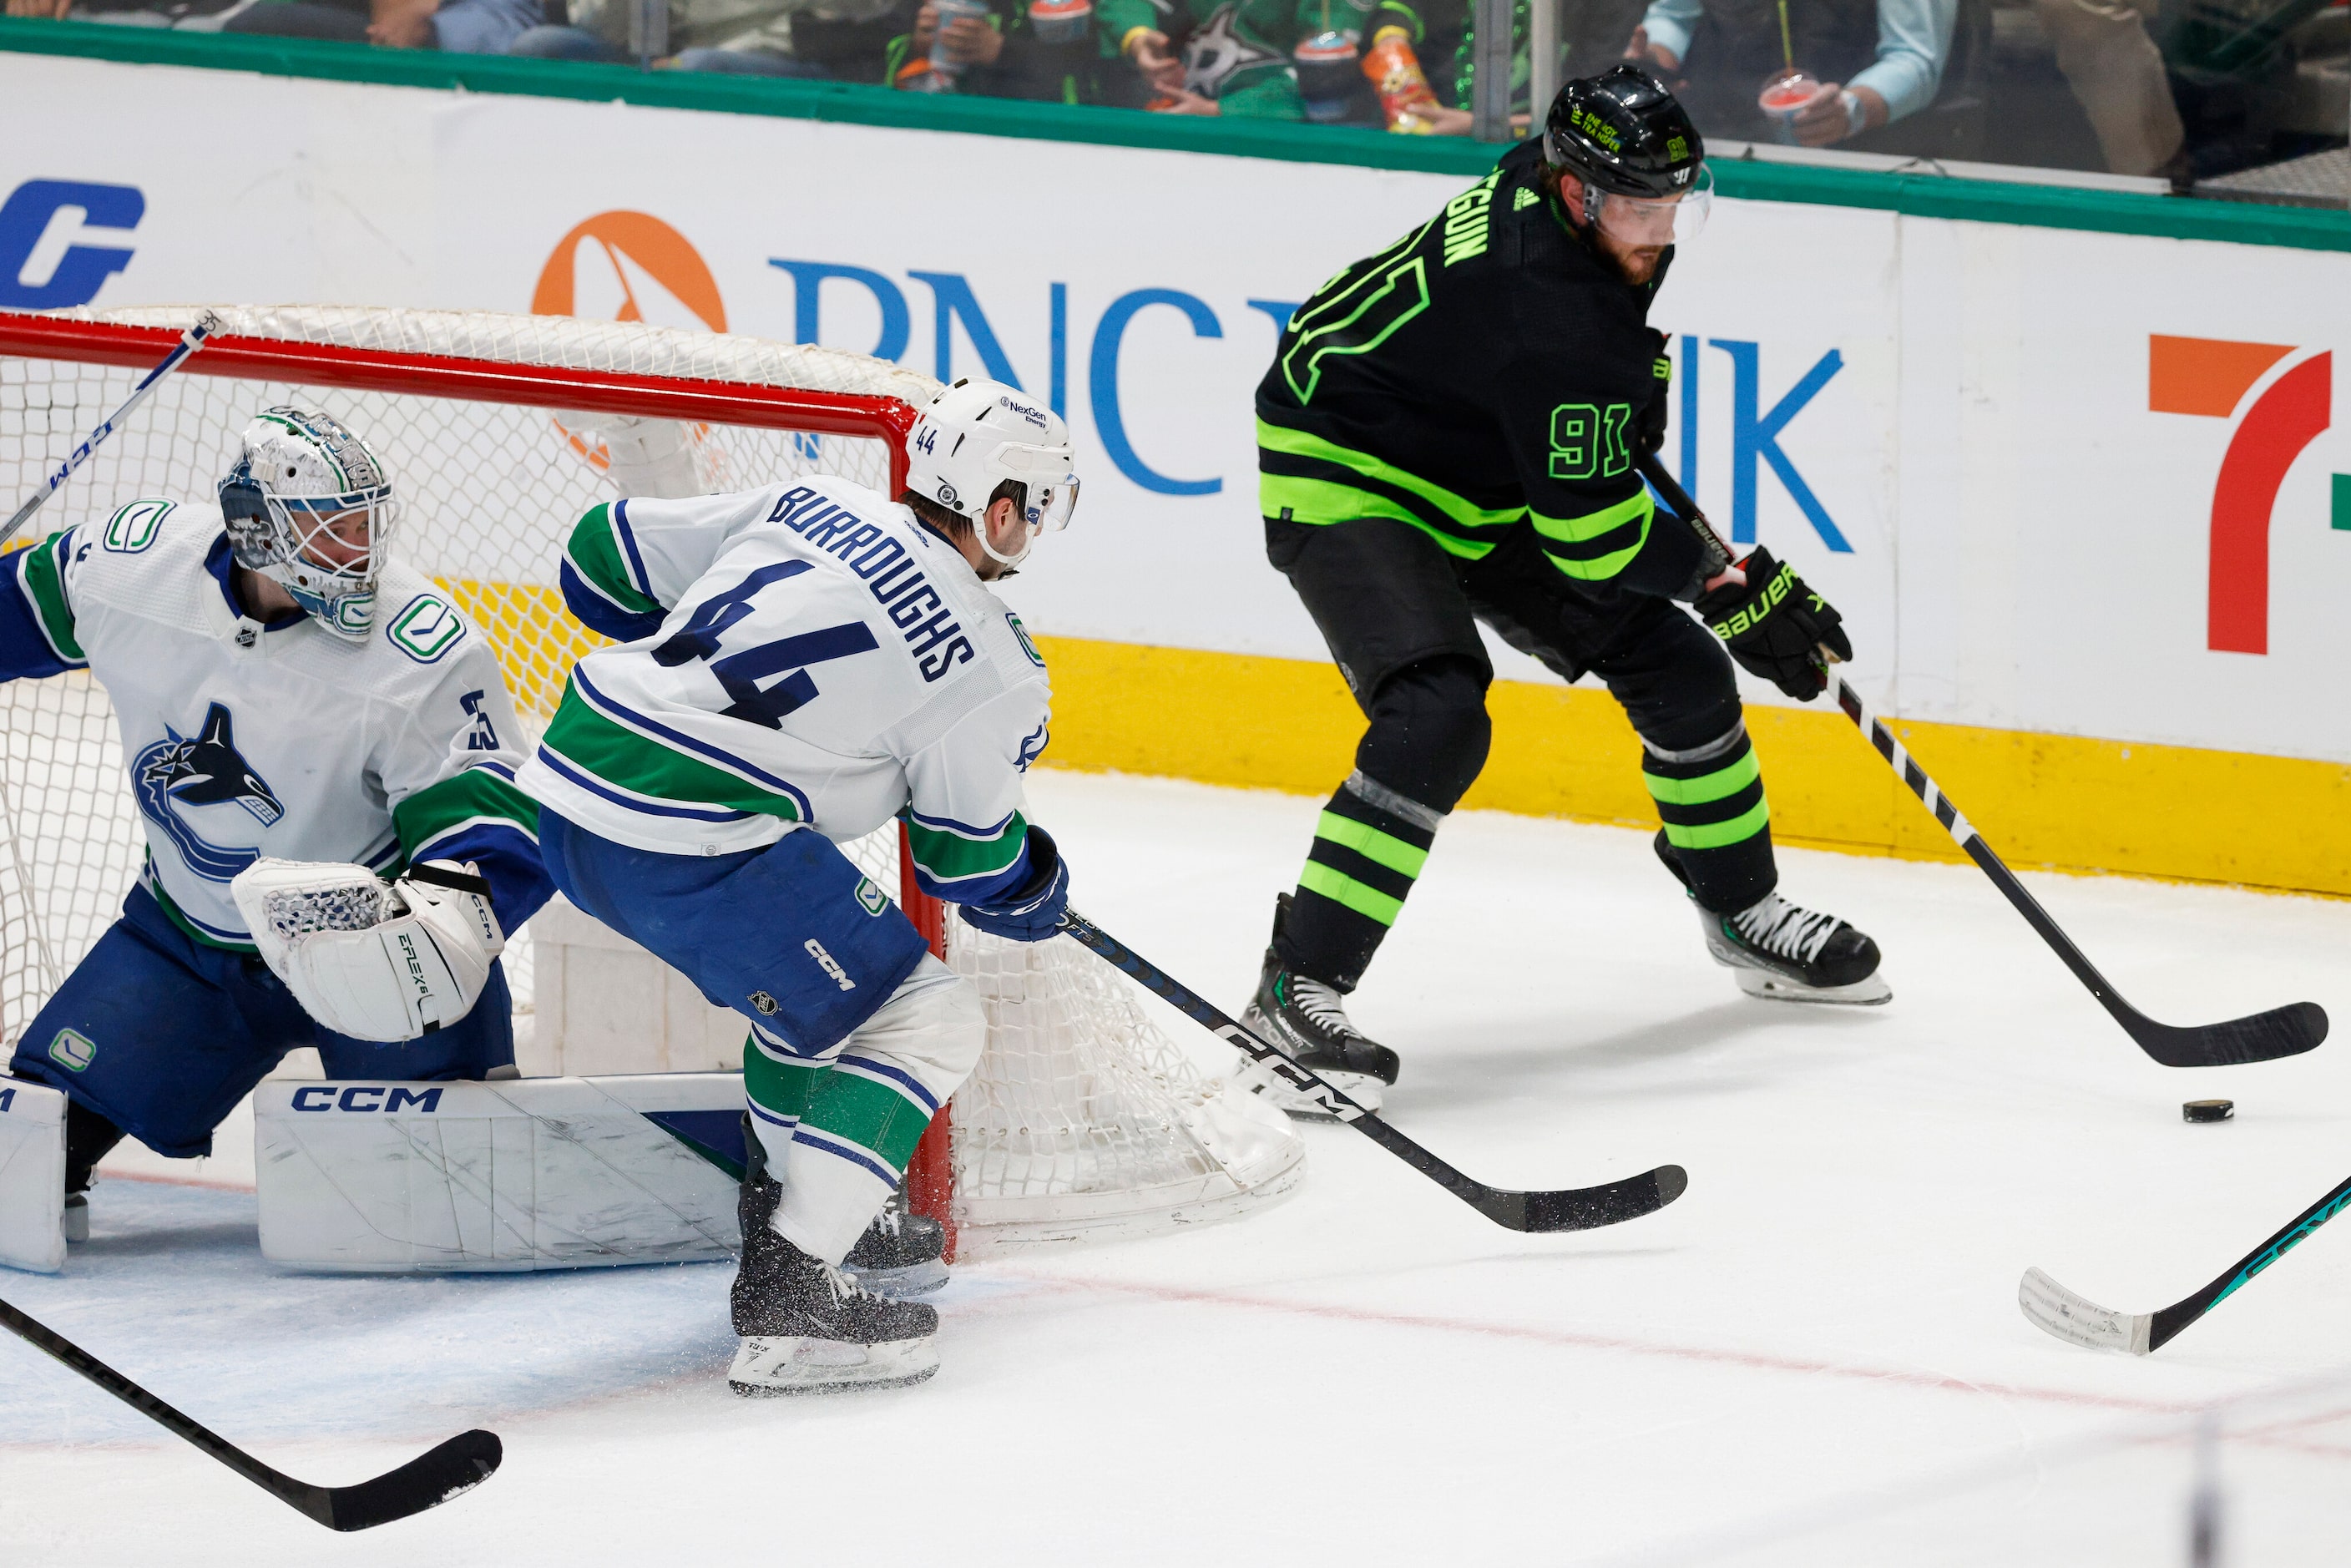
[5,311,220,541]
[1636,455,2323,1070]
[2152,1171,2351,1350]
[0,1294,498,1530]
[1055,910,1686,1232]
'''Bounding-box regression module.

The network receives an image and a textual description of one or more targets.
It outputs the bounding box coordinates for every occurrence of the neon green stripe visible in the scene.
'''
[1258,474,1498,559]
[16,532,83,662]
[565,503,661,615]
[1317,811,1428,878]
[394,767,540,854]
[904,811,1028,887]
[542,680,805,819]
[1529,488,1652,544]
[1258,419,1525,531]
[1643,750,1761,807]
[1661,797,1772,850]
[1298,861,1405,924]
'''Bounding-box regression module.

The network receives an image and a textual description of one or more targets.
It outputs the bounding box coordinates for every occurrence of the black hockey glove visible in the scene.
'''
[1693,547,1852,701]
[1634,331,1672,458]
[958,825,1069,943]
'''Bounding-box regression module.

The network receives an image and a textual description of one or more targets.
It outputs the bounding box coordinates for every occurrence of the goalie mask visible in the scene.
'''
[216,407,399,642]
[903,379,1079,569]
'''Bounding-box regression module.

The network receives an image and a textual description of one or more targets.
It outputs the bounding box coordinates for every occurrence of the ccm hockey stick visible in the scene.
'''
[2020,1171,2351,1354]
[0,1295,500,1530]
[1057,909,1687,1232]
[1636,455,2324,1070]
[5,310,221,540]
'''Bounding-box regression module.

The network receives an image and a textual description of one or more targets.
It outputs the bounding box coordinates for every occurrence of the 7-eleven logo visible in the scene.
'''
[2149,336,2342,655]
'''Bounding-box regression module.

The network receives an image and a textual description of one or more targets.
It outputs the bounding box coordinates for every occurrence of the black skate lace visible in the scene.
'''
[1289,976,1364,1040]
[1732,893,1840,964]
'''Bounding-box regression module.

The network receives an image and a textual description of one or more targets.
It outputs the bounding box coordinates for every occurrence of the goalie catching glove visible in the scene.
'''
[230,858,504,1041]
[1692,547,1852,701]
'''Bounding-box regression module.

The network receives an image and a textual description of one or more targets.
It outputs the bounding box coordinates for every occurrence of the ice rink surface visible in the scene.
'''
[8,767,2351,1565]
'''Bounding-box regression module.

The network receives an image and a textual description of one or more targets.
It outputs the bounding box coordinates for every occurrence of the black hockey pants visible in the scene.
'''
[1267,516,1777,990]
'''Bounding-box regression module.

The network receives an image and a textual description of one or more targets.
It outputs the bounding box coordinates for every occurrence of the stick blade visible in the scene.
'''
[2018,1267,2151,1355]
[322,1429,502,1532]
[1489,1164,1688,1233]
[2132,1000,2327,1069]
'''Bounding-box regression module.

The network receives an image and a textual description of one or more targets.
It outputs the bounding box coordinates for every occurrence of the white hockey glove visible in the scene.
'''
[557,412,701,499]
[231,858,504,1042]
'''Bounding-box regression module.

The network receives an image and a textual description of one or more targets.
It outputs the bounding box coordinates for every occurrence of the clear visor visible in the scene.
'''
[1590,165,1713,249]
[997,442,1081,533]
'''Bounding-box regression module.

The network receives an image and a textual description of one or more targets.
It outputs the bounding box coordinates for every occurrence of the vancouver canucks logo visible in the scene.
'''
[132,703,284,883]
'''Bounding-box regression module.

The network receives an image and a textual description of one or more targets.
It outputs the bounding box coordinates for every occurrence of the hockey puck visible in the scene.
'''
[2183,1099,2235,1124]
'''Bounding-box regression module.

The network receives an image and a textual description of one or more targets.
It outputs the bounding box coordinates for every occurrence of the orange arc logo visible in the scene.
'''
[533,211,726,332]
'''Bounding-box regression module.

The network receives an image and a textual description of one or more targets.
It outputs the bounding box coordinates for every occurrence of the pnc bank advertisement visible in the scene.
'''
[0,53,2347,769]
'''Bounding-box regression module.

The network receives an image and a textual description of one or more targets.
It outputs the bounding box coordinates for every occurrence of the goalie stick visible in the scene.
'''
[6,310,221,540]
[0,1294,500,1530]
[1635,455,2325,1070]
[2020,1171,2351,1354]
[1056,910,1687,1232]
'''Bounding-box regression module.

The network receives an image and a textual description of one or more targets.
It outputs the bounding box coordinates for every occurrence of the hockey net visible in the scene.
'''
[0,305,1301,1255]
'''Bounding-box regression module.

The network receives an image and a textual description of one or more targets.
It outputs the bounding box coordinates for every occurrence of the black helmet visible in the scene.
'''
[1543,65,1705,200]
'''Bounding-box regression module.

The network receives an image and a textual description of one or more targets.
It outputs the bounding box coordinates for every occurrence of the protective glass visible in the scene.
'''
[1591,166,1713,248]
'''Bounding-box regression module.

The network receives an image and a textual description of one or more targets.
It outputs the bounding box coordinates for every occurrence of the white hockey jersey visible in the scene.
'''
[518,473,1050,898]
[0,499,544,948]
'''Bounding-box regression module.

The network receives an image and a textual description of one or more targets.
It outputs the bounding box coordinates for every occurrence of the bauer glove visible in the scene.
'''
[957,825,1069,943]
[1693,547,1851,701]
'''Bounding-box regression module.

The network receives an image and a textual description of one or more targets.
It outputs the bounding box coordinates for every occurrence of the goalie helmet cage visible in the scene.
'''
[0,305,1302,1259]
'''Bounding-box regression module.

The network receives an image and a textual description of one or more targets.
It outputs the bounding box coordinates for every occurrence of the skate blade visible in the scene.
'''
[1732,966,1893,1006]
[62,1196,88,1245]
[1236,1055,1383,1120]
[841,1258,949,1298]
[727,1334,940,1396]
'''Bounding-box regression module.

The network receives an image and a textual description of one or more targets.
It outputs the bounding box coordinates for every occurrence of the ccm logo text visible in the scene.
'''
[291,1085,445,1113]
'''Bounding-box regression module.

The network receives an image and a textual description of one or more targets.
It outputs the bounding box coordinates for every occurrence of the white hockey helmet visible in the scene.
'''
[903,378,1078,568]
[217,407,399,642]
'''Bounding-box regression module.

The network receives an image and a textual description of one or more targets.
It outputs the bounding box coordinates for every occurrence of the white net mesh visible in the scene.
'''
[0,306,1301,1247]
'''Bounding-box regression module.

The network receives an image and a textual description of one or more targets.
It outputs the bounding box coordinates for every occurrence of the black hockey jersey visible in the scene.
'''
[1255,138,1701,601]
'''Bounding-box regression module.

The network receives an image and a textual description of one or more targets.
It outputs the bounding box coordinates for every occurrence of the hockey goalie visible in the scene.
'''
[0,407,551,1273]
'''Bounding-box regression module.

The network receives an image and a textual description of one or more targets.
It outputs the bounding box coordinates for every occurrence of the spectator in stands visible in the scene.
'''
[1100,0,1310,114]
[1361,0,1646,132]
[3,0,538,46]
[508,0,913,77]
[2030,0,2185,175]
[1626,0,1955,145]
[895,0,1148,102]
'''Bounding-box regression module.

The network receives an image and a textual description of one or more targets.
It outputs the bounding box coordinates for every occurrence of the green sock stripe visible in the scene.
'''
[1298,861,1406,925]
[1315,810,1429,878]
[1644,748,1761,807]
[744,1041,827,1122]
[1661,797,1772,850]
[801,1070,935,1172]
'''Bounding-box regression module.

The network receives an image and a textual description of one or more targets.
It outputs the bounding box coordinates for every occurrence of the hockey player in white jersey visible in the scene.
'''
[0,408,550,1268]
[518,378,1076,1394]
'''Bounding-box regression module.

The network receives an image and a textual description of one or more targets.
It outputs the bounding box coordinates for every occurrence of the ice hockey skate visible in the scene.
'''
[1652,832,1888,1003]
[741,1122,948,1297]
[729,1201,940,1398]
[1239,898,1402,1117]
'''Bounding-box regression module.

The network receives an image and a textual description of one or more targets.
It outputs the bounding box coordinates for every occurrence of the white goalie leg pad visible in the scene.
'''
[255,1074,746,1271]
[0,1080,68,1274]
[727,1333,940,1397]
[772,956,982,1267]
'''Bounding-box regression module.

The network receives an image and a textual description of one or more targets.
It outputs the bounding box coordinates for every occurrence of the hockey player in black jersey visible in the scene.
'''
[1245,65,1888,1113]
